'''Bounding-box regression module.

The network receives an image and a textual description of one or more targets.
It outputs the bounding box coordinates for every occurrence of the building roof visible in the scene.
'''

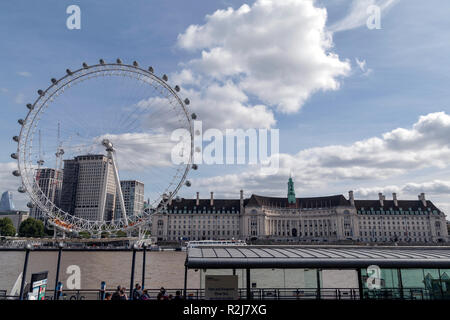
[164,198,242,213]
[158,194,444,214]
[355,200,442,213]
[247,194,350,209]
[185,245,450,269]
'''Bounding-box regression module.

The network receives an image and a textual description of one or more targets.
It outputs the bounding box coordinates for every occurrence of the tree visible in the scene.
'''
[78,231,91,239]
[116,230,127,238]
[18,218,45,237]
[101,231,110,238]
[0,217,16,237]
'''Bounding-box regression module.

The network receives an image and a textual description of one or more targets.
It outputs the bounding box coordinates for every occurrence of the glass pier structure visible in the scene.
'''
[184,246,450,300]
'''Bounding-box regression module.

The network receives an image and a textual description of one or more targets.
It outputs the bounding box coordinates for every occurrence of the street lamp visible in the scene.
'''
[54,242,64,300]
[19,243,33,300]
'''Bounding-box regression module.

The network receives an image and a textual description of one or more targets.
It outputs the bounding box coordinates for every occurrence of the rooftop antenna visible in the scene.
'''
[55,122,64,172]
[37,129,44,168]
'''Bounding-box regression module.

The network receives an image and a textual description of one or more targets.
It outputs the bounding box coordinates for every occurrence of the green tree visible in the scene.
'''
[0,217,16,237]
[78,231,91,239]
[116,230,127,238]
[101,231,110,238]
[18,218,45,237]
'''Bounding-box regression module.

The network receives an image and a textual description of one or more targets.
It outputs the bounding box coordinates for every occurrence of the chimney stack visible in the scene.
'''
[418,193,427,207]
[378,193,385,207]
[348,190,355,206]
[210,192,214,206]
[393,193,398,207]
[196,192,199,206]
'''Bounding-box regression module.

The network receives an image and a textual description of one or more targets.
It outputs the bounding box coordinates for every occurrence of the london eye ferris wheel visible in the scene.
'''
[11,59,197,234]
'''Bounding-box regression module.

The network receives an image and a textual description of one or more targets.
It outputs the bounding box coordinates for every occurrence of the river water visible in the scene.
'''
[0,251,199,293]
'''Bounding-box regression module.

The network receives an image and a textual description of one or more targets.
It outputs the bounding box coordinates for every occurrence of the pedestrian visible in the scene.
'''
[133,283,143,300]
[111,286,122,301]
[174,290,183,300]
[140,289,150,300]
[104,293,112,300]
[119,287,127,300]
[157,287,167,300]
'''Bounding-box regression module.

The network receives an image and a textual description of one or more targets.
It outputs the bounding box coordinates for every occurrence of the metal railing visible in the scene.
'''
[1,287,443,300]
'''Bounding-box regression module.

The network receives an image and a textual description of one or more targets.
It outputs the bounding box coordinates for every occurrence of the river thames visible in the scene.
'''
[0,251,199,293]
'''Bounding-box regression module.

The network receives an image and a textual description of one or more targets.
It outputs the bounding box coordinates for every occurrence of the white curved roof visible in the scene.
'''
[185,245,450,269]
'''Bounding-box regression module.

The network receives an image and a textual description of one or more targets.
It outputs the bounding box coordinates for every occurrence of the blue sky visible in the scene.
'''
[1,0,450,217]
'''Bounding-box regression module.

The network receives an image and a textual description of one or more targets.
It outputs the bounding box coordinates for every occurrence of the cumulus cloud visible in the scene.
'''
[329,0,399,33]
[95,132,178,170]
[356,180,450,198]
[182,82,276,130]
[176,0,351,116]
[192,112,450,199]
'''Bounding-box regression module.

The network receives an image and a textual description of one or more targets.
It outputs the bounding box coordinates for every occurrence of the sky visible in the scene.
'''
[1,0,450,219]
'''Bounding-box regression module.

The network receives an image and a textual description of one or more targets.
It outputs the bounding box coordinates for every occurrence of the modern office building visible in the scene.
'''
[30,168,62,220]
[60,154,117,221]
[0,191,29,232]
[151,178,448,243]
[114,180,145,220]
[0,191,16,212]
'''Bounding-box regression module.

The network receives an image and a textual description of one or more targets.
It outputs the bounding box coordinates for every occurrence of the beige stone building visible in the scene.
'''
[151,179,448,243]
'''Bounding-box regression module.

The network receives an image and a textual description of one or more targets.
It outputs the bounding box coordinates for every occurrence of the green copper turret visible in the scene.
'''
[287,177,296,204]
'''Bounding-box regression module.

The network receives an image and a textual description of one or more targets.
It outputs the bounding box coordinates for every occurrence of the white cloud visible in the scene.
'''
[0,88,8,94]
[329,0,399,33]
[170,69,201,86]
[17,71,32,77]
[176,0,351,115]
[192,112,450,200]
[95,132,178,170]
[182,82,276,130]
[356,180,450,198]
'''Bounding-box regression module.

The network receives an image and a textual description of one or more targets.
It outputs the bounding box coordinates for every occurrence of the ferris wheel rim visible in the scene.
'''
[15,60,195,233]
